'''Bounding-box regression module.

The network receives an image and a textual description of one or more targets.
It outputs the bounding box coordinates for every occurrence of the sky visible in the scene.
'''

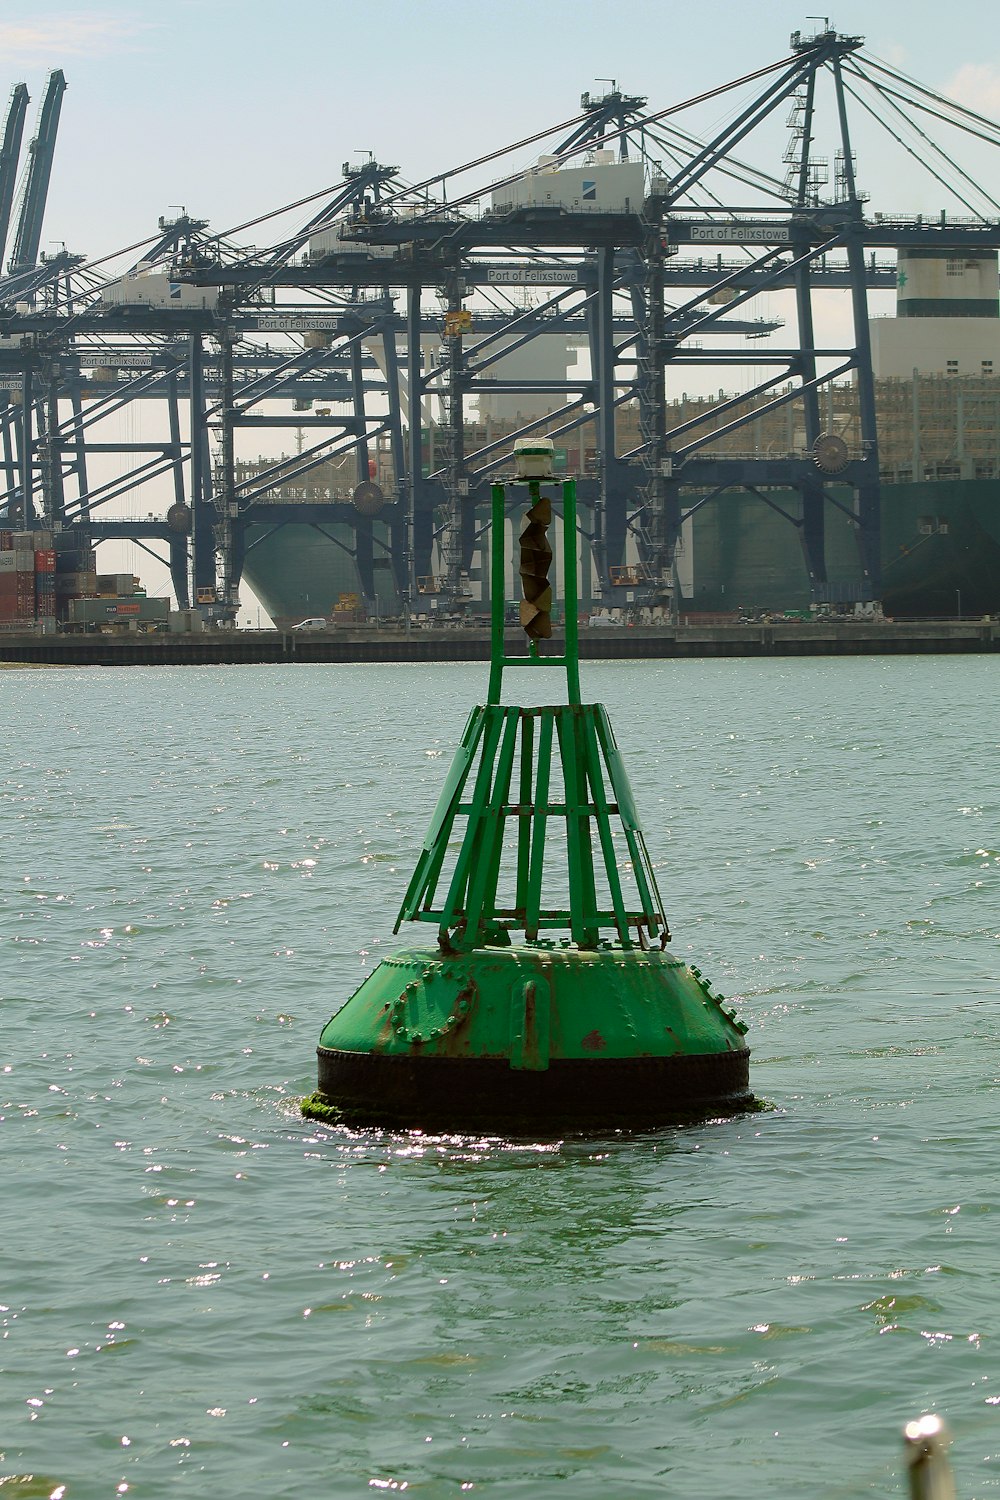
[3,0,1000,615]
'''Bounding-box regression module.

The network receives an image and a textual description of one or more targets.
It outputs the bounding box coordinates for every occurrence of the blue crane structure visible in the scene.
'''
[0,84,29,272]
[1,29,1000,624]
[7,71,66,276]
[167,27,1000,618]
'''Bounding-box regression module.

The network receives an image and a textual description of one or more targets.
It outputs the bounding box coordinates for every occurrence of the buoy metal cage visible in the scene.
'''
[398,480,669,954]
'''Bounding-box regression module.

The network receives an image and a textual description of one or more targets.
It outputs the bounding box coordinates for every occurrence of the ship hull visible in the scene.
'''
[243,479,1000,624]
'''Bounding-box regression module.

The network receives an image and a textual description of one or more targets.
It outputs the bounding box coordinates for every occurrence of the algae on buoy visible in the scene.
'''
[303,463,752,1132]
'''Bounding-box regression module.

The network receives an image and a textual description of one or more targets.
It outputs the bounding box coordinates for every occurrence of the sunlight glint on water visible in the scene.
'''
[2,658,998,1499]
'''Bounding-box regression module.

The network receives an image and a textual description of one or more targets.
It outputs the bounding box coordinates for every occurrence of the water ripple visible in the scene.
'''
[1,660,997,1498]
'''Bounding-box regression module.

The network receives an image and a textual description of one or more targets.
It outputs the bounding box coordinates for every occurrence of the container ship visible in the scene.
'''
[240,387,1000,626]
[239,248,1000,625]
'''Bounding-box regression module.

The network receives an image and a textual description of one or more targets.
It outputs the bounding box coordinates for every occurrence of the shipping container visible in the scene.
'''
[55,549,97,573]
[96,573,135,596]
[54,527,90,549]
[55,571,98,596]
[68,596,169,626]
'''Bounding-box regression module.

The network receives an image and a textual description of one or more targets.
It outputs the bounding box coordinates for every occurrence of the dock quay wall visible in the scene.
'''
[2,622,1000,667]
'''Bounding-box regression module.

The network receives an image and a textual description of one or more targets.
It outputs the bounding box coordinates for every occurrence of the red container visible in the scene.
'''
[35,549,56,572]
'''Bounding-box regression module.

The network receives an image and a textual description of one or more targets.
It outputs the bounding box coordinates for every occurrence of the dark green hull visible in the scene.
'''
[243,516,401,627]
[685,478,1000,617]
[244,480,1000,623]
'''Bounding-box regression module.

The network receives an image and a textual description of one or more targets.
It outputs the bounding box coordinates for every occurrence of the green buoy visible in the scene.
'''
[303,458,753,1132]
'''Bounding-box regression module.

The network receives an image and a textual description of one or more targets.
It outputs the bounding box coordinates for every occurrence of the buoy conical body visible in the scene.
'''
[305,944,749,1132]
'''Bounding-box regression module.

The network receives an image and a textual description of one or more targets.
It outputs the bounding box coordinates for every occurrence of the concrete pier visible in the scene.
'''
[1,621,999,666]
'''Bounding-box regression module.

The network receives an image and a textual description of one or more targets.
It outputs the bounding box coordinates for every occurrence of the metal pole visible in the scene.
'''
[790,65,827,592]
[562,479,581,704]
[189,332,214,607]
[488,482,506,704]
[68,379,90,523]
[903,1415,956,1500]
[593,245,615,592]
[350,336,370,487]
[1,402,16,514]
[219,330,238,618]
[166,367,185,514]
[442,266,467,607]
[350,334,376,604]
[19,364,33,526]
[380,316,408,621]
[166,367,190,610]
[405,284,423,627]
[43,366,65,530]
[832,52,881,598]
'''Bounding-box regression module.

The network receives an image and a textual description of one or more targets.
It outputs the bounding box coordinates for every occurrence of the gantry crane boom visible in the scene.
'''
[0,84,29,271]
[8,70,66,275]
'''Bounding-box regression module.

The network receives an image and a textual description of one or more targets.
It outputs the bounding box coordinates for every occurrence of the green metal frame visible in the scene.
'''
[395,477,671,954]
[488,479,581,705]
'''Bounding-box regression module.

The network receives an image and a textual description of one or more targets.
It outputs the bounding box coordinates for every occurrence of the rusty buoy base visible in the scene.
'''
[303,945,753,1134]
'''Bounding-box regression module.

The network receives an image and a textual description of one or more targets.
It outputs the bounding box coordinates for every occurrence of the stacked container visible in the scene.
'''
[0,531,18,628]
[0,531,36,631]
[54,530,98,623]
[0,527,158,632]
[35,547,56,625]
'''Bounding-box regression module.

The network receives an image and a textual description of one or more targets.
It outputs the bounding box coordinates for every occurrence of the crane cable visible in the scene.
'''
[860,51,1000,144]
[842,63,1000,219]
[71,52,799,280]
[401,54,802,223]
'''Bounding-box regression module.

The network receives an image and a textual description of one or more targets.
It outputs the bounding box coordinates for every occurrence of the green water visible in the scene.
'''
[2,660,999,1499]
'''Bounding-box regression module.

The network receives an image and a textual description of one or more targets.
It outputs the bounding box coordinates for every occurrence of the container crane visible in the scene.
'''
[0,84,29,272]
[8,70,66,276]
